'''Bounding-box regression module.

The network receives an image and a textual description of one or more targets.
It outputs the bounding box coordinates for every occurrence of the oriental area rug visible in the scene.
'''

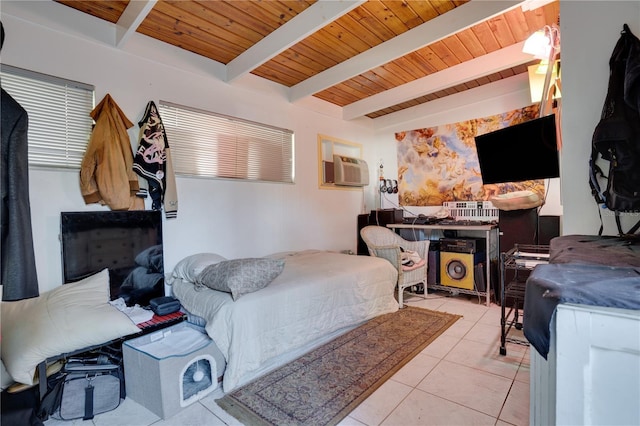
[216,306,461,426]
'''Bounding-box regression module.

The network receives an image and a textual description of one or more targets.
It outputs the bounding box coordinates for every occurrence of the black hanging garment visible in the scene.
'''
[589,24,640,235]
[1,88,39,300]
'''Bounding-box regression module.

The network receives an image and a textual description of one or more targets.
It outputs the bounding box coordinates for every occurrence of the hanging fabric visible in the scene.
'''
[80,94,144,211]
[1,20,39,300]
[133,101,178,218]
[589,23,640,235]
[1,87,40,300]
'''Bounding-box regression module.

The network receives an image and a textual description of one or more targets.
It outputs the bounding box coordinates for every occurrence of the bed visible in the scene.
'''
[523,234,640,358]
[169,249,399,392]
[523,235,640,425]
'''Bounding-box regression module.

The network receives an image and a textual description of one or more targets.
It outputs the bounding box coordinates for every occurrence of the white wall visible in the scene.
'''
[370,73,563,218]
[2,1,376,292]
[4,1,638,292]
[560,1,640,235]
[369,1,640,236]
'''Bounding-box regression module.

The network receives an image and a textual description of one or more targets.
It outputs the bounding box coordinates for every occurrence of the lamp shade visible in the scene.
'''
[523,30,552,59]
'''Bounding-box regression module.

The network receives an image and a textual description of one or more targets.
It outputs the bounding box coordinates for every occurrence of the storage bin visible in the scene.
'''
[123,322,220,419]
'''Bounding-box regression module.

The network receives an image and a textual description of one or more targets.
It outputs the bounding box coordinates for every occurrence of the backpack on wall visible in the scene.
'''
[589,23,640,235]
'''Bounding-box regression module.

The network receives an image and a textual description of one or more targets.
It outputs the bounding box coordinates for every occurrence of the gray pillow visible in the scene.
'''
[195,258,285,301]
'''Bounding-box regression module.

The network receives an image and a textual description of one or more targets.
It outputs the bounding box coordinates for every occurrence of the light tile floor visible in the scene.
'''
[44,291,530,426]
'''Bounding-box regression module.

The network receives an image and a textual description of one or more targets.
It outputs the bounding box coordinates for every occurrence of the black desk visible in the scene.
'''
[387,223,498,306]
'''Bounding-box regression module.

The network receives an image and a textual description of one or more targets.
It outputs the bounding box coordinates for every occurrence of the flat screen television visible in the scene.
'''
[473,114,560,184]
[60,210,164,307]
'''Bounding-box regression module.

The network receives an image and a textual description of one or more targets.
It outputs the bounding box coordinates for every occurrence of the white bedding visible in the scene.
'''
[171,250,398,392]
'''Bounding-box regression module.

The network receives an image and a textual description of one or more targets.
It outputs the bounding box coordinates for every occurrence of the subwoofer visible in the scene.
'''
[440,251,485,291]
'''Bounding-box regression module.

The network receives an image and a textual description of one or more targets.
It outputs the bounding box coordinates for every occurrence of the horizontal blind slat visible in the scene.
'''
[1,65,94,169]
[159,101,294,183]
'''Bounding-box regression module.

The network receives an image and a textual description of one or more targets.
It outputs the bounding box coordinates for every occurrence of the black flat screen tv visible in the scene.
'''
[60,210,164,307]
[473,114,560,185]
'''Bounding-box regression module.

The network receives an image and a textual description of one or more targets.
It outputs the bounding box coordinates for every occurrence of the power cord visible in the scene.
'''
[380,191,419,217]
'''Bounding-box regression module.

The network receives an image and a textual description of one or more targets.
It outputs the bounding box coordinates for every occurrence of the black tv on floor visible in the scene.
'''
[60,210,164,307]
[474,114,559,184]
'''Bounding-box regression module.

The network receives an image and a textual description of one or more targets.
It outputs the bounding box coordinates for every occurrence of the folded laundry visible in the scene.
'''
[109,298,154,325]
[401,248,425,271]
[401,248,422,265]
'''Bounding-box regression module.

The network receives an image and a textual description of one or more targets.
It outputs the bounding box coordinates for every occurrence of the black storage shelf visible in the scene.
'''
[499,244,549,356]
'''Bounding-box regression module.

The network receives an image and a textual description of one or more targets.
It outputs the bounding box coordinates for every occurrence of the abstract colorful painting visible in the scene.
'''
[396,104,546,206]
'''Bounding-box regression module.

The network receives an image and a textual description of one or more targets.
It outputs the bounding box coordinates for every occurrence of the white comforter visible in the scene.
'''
[172,250,398,392]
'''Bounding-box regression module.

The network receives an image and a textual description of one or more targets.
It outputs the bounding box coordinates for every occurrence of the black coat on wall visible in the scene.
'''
[1,88,39,300]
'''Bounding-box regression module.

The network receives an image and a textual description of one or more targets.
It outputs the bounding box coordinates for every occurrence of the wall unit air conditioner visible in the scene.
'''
[333,155,369,187]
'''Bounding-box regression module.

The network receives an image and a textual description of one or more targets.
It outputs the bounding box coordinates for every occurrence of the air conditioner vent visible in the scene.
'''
[333,155,369,186]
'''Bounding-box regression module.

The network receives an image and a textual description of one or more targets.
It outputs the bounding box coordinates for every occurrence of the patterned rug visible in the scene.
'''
[216,306,461,426]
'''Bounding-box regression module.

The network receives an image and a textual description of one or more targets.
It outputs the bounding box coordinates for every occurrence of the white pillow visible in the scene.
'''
[168,253,227,284]
[1,269,140,385]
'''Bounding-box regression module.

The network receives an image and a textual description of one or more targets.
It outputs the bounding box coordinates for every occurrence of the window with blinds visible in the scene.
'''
[0,65,95,169]
[158,101,294,184]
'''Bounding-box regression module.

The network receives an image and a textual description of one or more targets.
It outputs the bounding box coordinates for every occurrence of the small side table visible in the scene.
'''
[499,244,549,356]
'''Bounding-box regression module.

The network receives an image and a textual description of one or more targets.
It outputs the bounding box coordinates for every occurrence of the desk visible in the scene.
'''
[386,223,497,306]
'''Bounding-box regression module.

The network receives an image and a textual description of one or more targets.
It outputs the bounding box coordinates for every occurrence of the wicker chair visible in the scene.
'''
[360,225,429,308]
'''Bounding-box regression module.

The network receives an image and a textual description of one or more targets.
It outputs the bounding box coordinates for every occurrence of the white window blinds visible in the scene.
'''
[0,65,95,169]
[158,101,294,184]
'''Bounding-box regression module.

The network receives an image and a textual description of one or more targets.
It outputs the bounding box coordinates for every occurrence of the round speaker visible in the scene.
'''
[446,259,467,280]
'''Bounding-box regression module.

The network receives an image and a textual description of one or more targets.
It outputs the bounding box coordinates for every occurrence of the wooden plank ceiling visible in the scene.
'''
[55,0,560,120]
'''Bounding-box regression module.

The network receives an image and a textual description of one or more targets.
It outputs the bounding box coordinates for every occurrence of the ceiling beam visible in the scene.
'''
[371,73,531,132]
[343,42,531,120]
[116,0,157,48]
[226,0,365,83]
[289,0,523,103]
